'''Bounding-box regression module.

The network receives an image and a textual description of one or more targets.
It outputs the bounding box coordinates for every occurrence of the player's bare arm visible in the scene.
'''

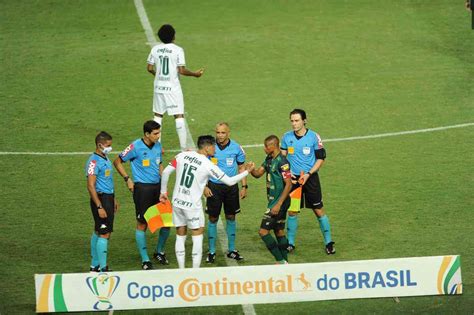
[250,166,265,178]
[147,63,156,76]
[178,66,204,77]
[270,176,292,216]
[87,175,107,218]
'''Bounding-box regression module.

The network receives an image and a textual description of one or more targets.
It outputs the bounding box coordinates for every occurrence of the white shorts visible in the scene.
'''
[153,91,184,116]
[172,206,205,229]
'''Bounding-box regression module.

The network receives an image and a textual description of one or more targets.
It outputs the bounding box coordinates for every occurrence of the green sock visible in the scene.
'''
[276,235,289,261]
[261,234,284,262]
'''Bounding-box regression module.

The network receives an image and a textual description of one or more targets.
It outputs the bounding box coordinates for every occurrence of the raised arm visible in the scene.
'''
[178,66,204,77]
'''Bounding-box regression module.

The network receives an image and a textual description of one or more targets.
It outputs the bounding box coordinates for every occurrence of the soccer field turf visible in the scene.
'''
[1,0,473,313]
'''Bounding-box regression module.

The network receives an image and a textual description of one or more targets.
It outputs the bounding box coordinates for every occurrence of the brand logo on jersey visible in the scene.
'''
[288,147,295,155]
[210,169,221,179]
[184,155,202,165]
[317,134,324,149]
[142,159,150,167]
[105,169,111,177]
[240,145,246,156]
[157,47,173,54]
[121,144,134,157]
[87,160,97,175]
[282,170,291,179]
[210,157,218,165]
[173,198,193,208]
[281,164,289,171]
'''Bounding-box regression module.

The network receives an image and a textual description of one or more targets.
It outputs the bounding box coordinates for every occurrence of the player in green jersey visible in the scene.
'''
[250,135,292,264]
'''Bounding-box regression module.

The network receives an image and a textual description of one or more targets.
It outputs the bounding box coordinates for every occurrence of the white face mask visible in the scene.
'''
[101,146,113,155]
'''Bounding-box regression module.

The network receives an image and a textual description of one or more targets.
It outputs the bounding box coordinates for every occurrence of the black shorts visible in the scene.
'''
[260,198,290,231]
[133,182,161,224]
[292,172,324,210]
[90,193,115,235]
[206,182,240,217]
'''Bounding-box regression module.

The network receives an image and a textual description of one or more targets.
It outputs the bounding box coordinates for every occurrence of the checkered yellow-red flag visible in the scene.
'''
[144,200,174,233]
[288,186,302,213]
[288,171,305,213]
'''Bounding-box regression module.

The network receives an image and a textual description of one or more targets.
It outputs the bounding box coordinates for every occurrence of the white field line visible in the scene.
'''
[2,122,473,156]
[133,1,255,314]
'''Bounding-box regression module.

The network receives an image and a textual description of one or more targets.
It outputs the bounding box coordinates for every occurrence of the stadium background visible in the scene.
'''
[1,0,473,313]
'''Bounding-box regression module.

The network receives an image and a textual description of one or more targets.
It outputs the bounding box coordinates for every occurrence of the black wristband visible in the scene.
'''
[97,204,103,209]
[242,185,248,189]
[123,176,130,182]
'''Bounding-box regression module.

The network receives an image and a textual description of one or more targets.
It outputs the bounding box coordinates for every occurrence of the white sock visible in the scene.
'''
[175,235,187,269]
[191,234,203,269]
[154,116,163,142]
[175,118,187,151]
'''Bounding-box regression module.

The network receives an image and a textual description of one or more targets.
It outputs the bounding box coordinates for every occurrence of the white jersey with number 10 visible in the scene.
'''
[147,43,185,94]
[168,151,225,211]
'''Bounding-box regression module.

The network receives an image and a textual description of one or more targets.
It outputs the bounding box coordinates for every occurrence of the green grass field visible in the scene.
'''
[1,0,473,313]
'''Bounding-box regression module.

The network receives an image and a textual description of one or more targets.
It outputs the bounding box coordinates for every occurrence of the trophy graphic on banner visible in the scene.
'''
[86,273,120,310]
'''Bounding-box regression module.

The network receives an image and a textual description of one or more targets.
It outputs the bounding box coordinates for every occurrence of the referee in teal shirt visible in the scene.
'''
[85,131,119,272]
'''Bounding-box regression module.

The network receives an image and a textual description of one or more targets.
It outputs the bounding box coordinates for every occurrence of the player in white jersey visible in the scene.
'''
[160,135,254,269]
[147,24,204,151]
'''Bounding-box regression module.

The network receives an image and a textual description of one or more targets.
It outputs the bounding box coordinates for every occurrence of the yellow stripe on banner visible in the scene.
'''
[108,277,115,297]
[437,256,452,294]
[37,274,53,312]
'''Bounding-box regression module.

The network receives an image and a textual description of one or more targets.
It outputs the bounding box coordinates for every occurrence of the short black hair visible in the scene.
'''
[143,120,161,134]
[197,135,216,149]
[290,108,307,120]
[158,24,175,44]
[95,131,112,145]
[264,135,279,146]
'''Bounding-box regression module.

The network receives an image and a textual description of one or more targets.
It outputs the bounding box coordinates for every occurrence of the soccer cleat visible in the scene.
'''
[287,244,296,253]
[226,250,244,261]
[142,261,153,270]
[89,265,100,272]
[325,241,336,255]
[276,260,289,265]
[100,266,110,272]
[206,252,216,264]
[153,252,169,265]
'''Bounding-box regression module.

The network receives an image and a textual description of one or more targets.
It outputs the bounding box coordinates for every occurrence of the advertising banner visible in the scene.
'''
[35,255,462,312]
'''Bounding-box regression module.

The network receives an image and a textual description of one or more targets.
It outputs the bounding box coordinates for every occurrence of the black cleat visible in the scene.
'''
[100,266,110,272]
[206,252,216,264]
[227,250,244,261]
[142,261,153,270]
[153,252,169,265]
[287,244,296,253]
[325,241,336,255]
[90,265,100,272]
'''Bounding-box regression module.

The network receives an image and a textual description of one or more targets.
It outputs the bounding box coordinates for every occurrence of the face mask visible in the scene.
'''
[101,146,113,155]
